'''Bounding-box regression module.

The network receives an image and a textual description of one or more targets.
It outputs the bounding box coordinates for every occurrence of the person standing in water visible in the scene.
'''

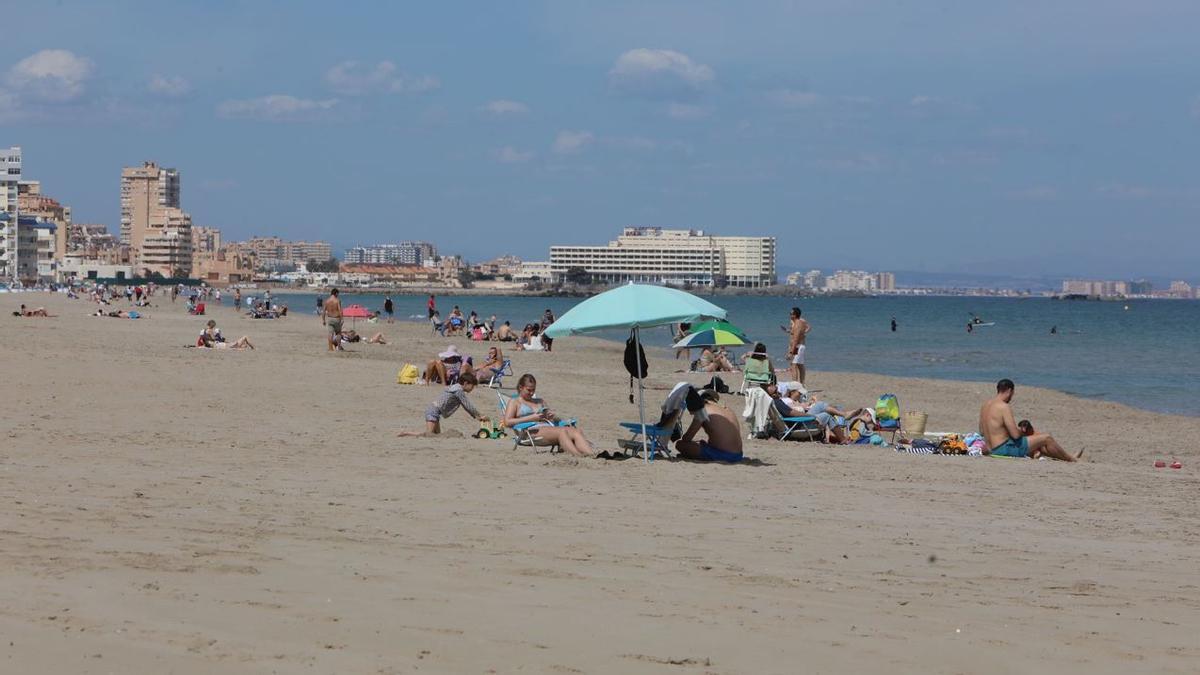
[890,316,897,332]
[384,295,394,324]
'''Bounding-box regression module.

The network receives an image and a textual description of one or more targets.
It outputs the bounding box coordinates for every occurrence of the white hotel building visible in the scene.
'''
[550,227,776,288]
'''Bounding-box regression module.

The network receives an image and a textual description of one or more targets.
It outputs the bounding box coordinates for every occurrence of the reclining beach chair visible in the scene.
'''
[739,355,774,395]
[766,404,822,442]
[486,359,514,389]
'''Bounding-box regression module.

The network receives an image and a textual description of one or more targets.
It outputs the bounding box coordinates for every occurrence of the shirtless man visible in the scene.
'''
[321,288,343,352]
[675,390,744,463]
[786,307,811,384]
[979,379,1081,462]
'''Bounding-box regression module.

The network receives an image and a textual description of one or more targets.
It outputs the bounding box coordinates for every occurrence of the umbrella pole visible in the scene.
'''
[635,326,650,463]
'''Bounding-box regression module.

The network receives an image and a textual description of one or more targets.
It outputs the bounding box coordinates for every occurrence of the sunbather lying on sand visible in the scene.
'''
[340,329,386,345]
[15,304,54,317]
[503,374,595,457]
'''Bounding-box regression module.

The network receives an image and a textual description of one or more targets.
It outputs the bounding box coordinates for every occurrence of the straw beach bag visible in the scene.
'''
[902,410,928,436]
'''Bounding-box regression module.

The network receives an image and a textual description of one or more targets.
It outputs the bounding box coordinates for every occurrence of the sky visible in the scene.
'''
[2,0,1199,279]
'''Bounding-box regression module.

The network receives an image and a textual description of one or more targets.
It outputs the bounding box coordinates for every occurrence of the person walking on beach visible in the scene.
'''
[786,307,810,385]
[322,288,344,352]
[384,295,394,324]
[234,288,242,313]
[540,308,555,352]
[427,294,437,319]
[979,379,1082,462]
[891,316,897,332]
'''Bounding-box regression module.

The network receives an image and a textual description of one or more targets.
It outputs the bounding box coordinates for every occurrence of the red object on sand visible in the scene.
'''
[1154,460,1166,468]
[1170,462,1182,470]
[341,304,373,318]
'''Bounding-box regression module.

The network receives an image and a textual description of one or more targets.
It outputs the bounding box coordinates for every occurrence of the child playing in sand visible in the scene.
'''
[398,372,488,436]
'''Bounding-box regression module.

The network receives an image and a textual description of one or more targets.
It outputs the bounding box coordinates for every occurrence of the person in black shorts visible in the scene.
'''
[384,295,394,324]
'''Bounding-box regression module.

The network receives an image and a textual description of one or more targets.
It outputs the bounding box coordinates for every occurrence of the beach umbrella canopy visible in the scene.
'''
[342,304,373,318]
[544,283,726,337]
[672,321,751,348]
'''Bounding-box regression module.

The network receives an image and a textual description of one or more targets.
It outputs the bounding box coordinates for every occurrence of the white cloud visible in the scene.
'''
[148,74,191,97]
[768,89,823,109]
[1010,186,1058,201]
[552,130,595,154]
[608,48,714,98]
[324,60,438,95]
[811,153,884,172]
[6,49,93,102]
[666,102,708,120]
[482,99,529,115]
[216,95,339,121]
[1097,183,1154,199]
[909,95,976,115]
[494,146,535,163]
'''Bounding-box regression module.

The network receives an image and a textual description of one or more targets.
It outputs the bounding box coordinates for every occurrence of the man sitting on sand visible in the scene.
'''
[495,321,515,341]
[675,389,744,463]
[398,372,488,436]
[979,379,1081,461]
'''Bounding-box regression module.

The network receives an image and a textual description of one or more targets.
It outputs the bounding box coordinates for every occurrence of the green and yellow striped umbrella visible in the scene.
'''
[672,320,751,348]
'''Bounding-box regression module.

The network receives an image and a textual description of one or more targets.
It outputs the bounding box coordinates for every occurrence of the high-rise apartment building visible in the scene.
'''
[1,146,21,282]
[344,241,437,266]
[226,236,333,270]
[549,227,776,288]
[120,161,191,276]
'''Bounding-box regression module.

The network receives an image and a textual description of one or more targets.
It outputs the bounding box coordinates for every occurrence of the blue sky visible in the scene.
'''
[3,0,1199,278]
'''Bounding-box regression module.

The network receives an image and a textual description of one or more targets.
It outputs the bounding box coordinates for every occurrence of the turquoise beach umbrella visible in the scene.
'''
[544,283,726,337]
[543,283,728,462]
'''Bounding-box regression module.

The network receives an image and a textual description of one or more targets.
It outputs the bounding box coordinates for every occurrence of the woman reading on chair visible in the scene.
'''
[503,374,595,457]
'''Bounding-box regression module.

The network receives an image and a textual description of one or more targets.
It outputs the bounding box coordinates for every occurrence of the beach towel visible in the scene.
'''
[741,387,773,435]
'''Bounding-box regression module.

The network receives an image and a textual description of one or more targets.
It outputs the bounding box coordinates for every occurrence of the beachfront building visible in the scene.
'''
[824,270,878,292]
[121,161,193,276]
[549,227,776,288]
[472,255,523,277]
[338,263,442,287]
[1,146,21,283]
[344,241,436,266]
[1060,279,1155,298]
[226,236,333,271]
[515,261,552,282]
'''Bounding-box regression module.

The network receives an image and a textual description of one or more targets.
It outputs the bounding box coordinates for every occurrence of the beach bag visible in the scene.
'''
[706,375,731,395]
[875,394,900,422]
[624,330,648,403]
[396,363,420,385]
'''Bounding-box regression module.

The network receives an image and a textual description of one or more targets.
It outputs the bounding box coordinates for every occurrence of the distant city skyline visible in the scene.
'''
[4,2,1199,278]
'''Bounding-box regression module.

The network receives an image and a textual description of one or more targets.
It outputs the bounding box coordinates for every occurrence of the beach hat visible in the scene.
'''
[439,345,462,359]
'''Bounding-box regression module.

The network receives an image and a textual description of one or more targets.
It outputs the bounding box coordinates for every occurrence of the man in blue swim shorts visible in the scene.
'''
[980,379,1082,462]
[675,389,744,463]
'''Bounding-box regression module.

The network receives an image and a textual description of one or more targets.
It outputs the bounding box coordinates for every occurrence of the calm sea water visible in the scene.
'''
[267,291,1200,417]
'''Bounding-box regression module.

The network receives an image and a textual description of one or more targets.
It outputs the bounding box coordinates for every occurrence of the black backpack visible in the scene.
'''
[624,329,649,403]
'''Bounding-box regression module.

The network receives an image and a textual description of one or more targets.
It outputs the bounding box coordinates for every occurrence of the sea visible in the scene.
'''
[264,291,1200,417]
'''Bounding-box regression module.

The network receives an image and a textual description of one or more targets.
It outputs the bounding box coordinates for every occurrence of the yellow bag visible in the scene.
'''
[397,363,420,385]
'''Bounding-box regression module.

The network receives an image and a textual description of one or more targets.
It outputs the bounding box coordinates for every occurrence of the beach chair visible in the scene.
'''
[495,392,575,453]
[874,393,902,443]
[617,422,675,459]
[766,404,822,442]
[739,355,774,395]
[486,359,514,389]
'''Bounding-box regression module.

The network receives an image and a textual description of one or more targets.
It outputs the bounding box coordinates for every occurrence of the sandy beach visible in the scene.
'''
[2,291,1198,674]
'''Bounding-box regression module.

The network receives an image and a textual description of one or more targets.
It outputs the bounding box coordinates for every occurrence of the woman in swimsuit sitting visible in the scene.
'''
[503,373,595,457]
[477,346,505,382]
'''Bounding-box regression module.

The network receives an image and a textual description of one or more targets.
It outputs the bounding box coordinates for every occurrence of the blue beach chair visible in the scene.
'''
[617,422,674,459]
[486,358,514,389]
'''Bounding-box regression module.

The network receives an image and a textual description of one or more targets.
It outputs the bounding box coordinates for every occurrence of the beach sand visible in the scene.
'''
[2,292,1197,673]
